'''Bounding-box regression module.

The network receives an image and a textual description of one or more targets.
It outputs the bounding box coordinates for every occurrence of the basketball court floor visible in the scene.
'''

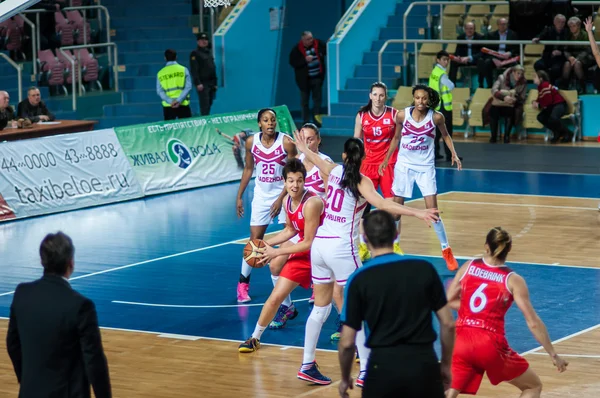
[1,167,599,397]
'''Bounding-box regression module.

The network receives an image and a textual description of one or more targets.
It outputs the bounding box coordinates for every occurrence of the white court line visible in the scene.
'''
[409,253,600,270]
[113,297,310,309]
[520,323,600,355]
[0,315,337,352]
[0,192,454,298]
[528,352,600,358]
[440,166,600,177]
[438,199,597,211]
[449,190,600,201]
[0,238,246,298]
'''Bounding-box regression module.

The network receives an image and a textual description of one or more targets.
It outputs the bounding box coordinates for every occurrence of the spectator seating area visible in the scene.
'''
[390,85,581,141]
[38,47,102,95]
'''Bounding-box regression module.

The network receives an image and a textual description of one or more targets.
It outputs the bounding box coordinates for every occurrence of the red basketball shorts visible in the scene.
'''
[360,161,395,198]
[451,327,530,395]
[279,251,312,289]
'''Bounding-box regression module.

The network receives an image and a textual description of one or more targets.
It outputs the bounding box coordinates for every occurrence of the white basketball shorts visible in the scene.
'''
[250,195,286,226]
[311,237,362,286]
[392,163,437,198]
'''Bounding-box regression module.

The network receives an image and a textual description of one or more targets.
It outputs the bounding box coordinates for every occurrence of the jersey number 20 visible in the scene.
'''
[326,186,344,212]
[469,283,488,313]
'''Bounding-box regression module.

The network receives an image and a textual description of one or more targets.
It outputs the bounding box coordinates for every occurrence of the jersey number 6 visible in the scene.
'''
[469,283,488,313]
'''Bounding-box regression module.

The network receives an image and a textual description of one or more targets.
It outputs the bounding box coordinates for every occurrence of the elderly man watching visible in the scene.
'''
[17,87,55,123]
[0,91,16,130]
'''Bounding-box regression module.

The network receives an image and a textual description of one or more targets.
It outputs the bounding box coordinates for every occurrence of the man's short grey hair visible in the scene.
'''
[27,86,39,94]
[568,16,581,26]
[555,14,566,22]
[301,31,312,38]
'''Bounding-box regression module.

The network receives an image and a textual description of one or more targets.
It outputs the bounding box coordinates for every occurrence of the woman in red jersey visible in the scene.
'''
[446,227,568,397]
[353,82,403,261]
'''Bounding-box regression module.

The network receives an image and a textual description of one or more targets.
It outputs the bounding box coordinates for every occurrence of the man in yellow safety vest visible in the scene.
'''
[156,49,192,120]
[428,50,459,162]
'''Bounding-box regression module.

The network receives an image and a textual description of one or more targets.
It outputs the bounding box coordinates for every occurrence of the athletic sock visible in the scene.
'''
[432,218,449,250]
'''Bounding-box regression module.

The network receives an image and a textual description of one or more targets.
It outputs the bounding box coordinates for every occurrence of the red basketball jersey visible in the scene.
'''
[457,259,515,336]
[361,106,398,164]
[286,190,324,242]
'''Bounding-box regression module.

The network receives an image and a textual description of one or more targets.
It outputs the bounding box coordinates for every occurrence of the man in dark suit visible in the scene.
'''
[6,232,112,398]
[533,14,568,85]
[477,18,520,88]
[448,21,484,85]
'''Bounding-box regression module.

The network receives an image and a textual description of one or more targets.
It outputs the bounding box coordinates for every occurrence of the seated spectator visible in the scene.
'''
[532,70,572,143]
[477,18,519,88]
[533,14,568,85]
[0,90,16,124]
[449,22,484,85]
[17,87,55,123]
[489,65,527,143]
[561,16,593,93]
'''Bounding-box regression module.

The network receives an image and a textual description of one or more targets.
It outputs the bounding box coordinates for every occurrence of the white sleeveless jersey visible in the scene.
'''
[251,132,287,198]
[317,165,368,242]
[396,107,437,172]
[299,152,333,198]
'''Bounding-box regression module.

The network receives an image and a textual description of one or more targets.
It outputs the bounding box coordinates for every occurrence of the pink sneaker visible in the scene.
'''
[237,282,251,303]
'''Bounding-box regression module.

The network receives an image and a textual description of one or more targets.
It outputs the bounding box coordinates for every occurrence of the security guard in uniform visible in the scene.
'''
[156,49,192,121]
[190,32,217,116]
[429,50,455,162]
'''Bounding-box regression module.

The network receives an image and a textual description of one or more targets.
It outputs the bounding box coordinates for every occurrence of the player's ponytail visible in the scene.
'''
[357,82,388,115]
[412,84,441,110]
[486,227,513,262]
[340,137,364,199]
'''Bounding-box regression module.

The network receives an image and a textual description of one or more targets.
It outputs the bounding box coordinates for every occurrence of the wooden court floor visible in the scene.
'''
[1,192,599,397]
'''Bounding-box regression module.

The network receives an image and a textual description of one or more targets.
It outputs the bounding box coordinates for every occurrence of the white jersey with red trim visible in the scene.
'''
[299,152,332,198]
[396,107,437,172]
[251,132,287,198]
[317,165,368,242]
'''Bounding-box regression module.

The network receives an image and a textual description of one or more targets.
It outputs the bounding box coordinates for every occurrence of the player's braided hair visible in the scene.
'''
[411,84,440,110]
[340,137,365,199]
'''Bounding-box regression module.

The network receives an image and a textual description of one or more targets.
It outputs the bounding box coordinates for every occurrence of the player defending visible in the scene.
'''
[238,158,324,352]
[446,227,568,397]
[236,108,297,304]
[293,132,439,386]
[382,84,462,271]
[354,82,404,261]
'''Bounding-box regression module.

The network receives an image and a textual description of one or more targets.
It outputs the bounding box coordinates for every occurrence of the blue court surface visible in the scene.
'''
[1,168,599,355]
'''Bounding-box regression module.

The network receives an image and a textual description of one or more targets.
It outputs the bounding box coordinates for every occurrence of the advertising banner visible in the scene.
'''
[0,129,144,221]
[114,105,296,195]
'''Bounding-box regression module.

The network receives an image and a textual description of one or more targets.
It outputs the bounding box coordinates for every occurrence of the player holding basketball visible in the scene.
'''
[266,122,336,328]
[238,158,325,352]
[236,108,297,304]
[354,82,404,261]
[445,227,568,397]
[382,84,462,271]
[293,132,439,386]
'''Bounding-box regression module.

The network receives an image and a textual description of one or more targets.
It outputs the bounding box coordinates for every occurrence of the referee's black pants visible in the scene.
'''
[163,105,192,121]
[363,345,444,398]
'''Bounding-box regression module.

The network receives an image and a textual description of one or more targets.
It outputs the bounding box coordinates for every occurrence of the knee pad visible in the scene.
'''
[308,303,332,325]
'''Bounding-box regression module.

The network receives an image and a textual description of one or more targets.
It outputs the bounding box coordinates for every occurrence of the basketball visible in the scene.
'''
[243,238,267,268]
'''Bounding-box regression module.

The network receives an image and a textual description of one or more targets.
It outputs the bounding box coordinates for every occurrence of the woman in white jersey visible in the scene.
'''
[381,84,462,272]
[236,108,297,303]
[265,122,337,329]
[293,133,440,387]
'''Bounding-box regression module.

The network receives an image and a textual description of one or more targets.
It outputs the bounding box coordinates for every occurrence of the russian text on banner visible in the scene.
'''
[114,105,296,195]
[0,129,144,222]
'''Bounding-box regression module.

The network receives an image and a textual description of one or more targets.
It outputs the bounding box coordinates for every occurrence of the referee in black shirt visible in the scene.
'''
[339,210,455,398]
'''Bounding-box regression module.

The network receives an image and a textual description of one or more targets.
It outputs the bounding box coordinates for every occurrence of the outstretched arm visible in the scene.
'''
[293,130,337,178]
[446,260,471,310]
[357,176,439,225]
[584,17,600,67]
[236,136,255,218]
[379,109,404,176]
[510,274,568,372]
[434,112,461,170]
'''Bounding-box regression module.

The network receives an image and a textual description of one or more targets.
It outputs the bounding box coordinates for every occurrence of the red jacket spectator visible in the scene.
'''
[536,81,565,109]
